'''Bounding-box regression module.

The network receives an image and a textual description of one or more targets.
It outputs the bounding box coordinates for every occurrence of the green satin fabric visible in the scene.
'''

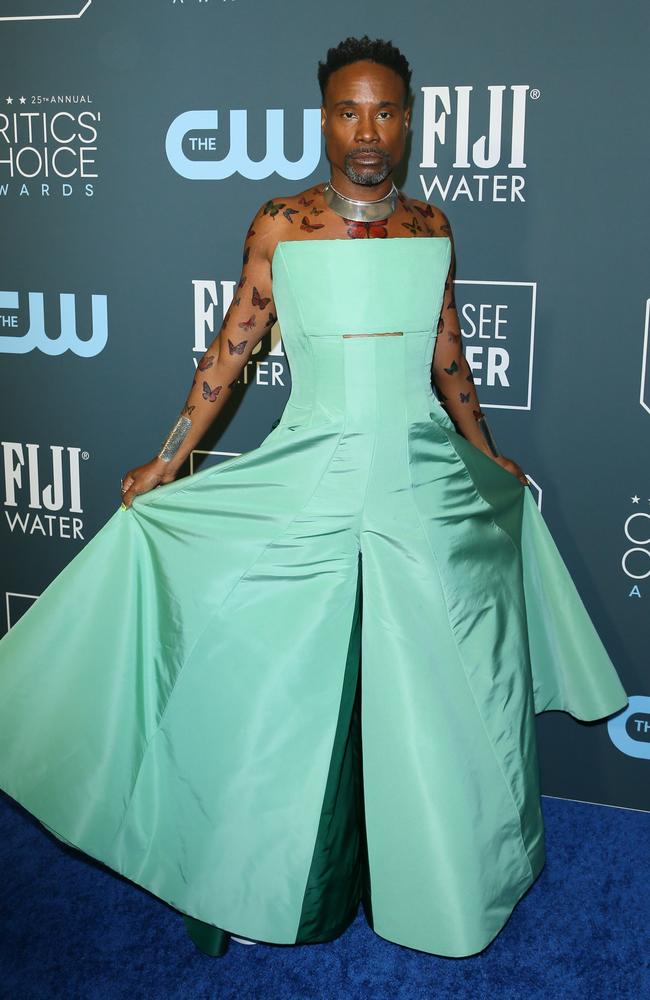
[0,237,628,957]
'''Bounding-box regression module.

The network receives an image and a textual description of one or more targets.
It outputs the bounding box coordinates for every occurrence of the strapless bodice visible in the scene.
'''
[270,237,452,433]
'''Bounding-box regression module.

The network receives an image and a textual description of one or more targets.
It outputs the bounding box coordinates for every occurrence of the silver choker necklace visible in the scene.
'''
[322,180,398,222]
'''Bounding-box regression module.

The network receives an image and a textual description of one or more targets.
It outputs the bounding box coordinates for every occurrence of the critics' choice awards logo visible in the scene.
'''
[624,299,650,596]
[192,278,286,388]
[166,84,536,199]
[623,495,650,598]
[2,442,88,540]
[0,290,108,356]
[0,97,100,197]
[453,279,536,410]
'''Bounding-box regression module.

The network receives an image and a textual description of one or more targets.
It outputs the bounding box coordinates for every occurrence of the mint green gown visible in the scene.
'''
[0,237,628,958]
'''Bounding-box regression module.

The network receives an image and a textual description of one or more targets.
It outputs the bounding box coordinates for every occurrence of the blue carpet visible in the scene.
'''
[0,793,647,999]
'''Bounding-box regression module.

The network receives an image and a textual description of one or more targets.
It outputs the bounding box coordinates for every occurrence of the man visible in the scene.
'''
[0,35,627,965]
[121,35,525,505]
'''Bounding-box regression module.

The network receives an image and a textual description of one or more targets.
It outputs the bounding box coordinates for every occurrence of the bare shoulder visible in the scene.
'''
[398,192,453,238]
[245,184,325,260]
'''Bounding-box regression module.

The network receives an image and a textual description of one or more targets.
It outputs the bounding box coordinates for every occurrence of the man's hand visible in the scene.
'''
[491,454,529,486]
[120,458,177,508]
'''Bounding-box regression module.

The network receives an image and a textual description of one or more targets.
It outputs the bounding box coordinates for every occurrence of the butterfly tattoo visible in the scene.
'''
[444,360,459,375]
[198,354,215,371]
[459,391,471,402]
[401,217,422,236]
[228,338,248,354]
[202,381,221,402]
[300,216,325,232]
[345,218,388,239]
[252,286,271,309]
[263,200,286,218]
[413,203,435,218]
[238,316,256,331]
[283,207,299,223]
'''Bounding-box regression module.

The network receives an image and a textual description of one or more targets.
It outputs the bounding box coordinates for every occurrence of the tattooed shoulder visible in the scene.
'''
[245,193,302,261]
[406,197,451,239]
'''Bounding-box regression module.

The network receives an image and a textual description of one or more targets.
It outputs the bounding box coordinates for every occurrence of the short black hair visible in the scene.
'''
[317,35,412,105]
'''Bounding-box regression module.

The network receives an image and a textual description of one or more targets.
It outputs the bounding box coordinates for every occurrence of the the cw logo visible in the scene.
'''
[166,109,322,180]
[608,695,650,760]
[0,291,108,357]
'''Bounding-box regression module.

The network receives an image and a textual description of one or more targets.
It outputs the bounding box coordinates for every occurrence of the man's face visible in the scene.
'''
[321,59,410,188]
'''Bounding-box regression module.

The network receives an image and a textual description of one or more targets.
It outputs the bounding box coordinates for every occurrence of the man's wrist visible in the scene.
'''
[153,454,182,477]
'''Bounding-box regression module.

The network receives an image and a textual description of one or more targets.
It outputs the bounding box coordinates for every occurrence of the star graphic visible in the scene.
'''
[631,495,640,503]
[5,96,13,105]
[19,96,26,105]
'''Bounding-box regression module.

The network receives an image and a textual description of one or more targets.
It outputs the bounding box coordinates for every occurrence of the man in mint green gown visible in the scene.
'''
[0,36,628,959]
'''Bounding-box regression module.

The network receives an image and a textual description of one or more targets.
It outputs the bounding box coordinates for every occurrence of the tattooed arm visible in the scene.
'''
[120,202,279,507]
[431,210,528,484]
[158,204,278,468]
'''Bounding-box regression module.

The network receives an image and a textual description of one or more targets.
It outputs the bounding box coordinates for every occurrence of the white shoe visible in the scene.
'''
[230,935,258,946]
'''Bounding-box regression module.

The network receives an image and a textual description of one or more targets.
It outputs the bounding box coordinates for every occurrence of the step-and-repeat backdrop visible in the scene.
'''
[0,0,647,811]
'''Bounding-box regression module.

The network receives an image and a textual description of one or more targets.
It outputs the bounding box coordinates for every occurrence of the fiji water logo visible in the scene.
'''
[608,695,650,760]
[419,84,538,204]
[166,108,321,181]
[2,442,88,539]
[0,291,108,356]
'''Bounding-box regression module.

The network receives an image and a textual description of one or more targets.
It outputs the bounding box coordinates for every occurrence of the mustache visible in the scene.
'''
[347,148,389,159]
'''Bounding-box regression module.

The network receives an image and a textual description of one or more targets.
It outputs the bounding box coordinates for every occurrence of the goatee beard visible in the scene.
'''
[343,150,392,187]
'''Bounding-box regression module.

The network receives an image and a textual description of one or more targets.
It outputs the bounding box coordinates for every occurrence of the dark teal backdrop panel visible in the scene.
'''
[0,0,647,809]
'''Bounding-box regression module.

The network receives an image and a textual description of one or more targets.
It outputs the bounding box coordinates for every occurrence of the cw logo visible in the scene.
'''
[166,108,322,181]
[608,695,650,760]
[0,291,108,357]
